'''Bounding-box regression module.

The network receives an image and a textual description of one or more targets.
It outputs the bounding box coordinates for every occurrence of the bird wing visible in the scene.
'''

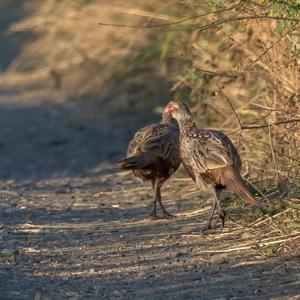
[184,129,233,172]
[128,123,178,160]
[209,129,242,170]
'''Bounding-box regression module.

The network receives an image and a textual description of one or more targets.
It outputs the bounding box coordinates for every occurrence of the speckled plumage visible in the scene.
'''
[167,101,259,229]
[118,113,180,218]
[180,128,242,185]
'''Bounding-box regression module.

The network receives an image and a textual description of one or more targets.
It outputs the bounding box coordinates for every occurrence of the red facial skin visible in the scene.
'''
[166,102,174,115]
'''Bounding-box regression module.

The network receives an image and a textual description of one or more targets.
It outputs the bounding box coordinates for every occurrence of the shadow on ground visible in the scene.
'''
[0,87,160,180]
[1,204,299,299]
[0,171,299,299]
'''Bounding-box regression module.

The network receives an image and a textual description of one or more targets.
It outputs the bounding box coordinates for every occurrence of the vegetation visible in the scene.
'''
[3,0,300,252]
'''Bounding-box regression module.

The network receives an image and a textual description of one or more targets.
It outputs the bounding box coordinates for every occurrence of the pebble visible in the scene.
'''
[4,206,26,214]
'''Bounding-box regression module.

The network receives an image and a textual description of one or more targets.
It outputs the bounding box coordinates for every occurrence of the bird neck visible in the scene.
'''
[161,114,179,131]
[178,117,196,135]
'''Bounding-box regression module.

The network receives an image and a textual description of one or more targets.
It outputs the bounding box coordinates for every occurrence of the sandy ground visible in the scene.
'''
[0,84,299,299]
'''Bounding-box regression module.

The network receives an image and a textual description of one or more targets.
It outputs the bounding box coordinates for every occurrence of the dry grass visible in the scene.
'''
[7,0,171,102]
[3,0,300,250]
[8,1,299,177]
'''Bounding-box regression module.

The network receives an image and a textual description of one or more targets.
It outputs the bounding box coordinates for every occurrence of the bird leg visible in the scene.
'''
[202,197,217,231]
[149,181,174,219]
[157,186,174,218]
[211,186,226,229]
[149,182,159,219]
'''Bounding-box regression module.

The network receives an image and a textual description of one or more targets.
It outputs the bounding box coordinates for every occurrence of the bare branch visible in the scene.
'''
[192,15,298,31]
[220,28,298,92]
[219,90,243,129]
[194,67,238,78]
[98,1,243,29]
[268,125,280,183]
[241,118,300,129]
[243,28,296,73]
[98,10,298,30]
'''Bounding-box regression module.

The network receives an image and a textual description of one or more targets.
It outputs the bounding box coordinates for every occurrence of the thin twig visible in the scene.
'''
[268,125,280,183]
[252,208,292,227]
[244,178,266,198]
[194,67,238,78]
[219,90,243,129]
[192,15,298,32]
[221,29,297,92]
[177,207,211,217]
[249,103,284,112]
[98,14,298,30]
[98,0,243,28]
[187,234,300,253]
[171,178,194,181]
[241,118,300,129]
[243,28,295,73]
[182,191,201,198]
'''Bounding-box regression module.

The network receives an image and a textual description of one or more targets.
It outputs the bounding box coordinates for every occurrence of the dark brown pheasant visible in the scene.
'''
[166,101,261,230]
[118,112,180,218]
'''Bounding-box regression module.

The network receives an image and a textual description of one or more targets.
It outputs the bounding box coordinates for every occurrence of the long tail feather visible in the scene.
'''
[222,167,261,207]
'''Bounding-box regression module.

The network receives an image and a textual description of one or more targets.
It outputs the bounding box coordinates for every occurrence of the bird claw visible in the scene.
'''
[220,210,226,228]
[149,215,173,220]
[149,211,175,220]
[212,211,226,229]
[149,214,161,220]
[162,211,176,219]
[149,210,158,219]
[198,214,226,232]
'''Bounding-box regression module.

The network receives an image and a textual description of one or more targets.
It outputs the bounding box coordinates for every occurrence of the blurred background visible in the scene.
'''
[0,0,299,192]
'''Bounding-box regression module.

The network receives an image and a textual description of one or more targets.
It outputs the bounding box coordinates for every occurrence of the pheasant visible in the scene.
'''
[118,112,180,218]
[165,101,261,230]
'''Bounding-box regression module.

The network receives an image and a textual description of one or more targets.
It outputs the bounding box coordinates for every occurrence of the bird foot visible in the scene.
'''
[161,215,176,219]
[150,215,162,220]
[162,211,176,219]
[149,208,157,216]
[148,214,168,220]
[212,210,226,229]
[220,210,226,228]
[148,210,166,220]
[149,213,175,220]
[150,214,176,220]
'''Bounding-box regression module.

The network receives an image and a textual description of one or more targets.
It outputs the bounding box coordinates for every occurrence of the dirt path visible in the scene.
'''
[0,84,299,299]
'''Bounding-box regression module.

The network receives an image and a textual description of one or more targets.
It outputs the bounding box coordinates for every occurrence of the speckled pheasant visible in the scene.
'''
[118,112,180,218]
[166,101,261,230]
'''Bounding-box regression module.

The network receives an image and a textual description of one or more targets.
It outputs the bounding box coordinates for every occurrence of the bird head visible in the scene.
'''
[165,101,192,122]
